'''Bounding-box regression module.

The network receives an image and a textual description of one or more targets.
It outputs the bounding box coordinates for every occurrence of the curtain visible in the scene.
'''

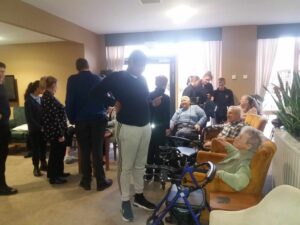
[106,46,125,71]
[256,39,279,96]
[203,41,222,88]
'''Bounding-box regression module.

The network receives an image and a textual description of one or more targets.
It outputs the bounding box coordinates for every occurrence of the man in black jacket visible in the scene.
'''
[213,78,234,124]
[145,75,170,181]
[0,62,17,195]
[66,58,113,191]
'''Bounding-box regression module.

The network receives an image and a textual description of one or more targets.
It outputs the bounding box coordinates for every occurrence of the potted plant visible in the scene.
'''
[265,72,300,139]
[265,72,300,188]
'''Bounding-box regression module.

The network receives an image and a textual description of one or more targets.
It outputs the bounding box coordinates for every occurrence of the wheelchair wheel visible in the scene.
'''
[146,216,165,225]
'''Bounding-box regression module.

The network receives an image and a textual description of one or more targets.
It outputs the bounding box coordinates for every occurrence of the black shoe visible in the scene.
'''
[133,193,156,211]
[97,179,113,191]
[0,186,18,196]
[79,181,91,191]
[33,167,43,177]
[60,172,71,178]
[40,161,48,171]
[144,174,153,182]
[49,178,67,185]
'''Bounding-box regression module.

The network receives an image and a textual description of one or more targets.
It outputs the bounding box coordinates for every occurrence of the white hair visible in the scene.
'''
[240,126,265,152]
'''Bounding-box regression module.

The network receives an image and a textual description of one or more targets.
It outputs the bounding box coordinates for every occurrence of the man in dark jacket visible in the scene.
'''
[0,62,18,195]
[65,58,113,191]
[145,75,170,181]
[213,78,234,124]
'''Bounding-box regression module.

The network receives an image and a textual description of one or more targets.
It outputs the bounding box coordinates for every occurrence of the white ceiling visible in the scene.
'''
[23,0,300,34]
[0,22,62,45]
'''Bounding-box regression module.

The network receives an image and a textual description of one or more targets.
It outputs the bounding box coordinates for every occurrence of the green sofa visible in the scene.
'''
[9,107,28,144]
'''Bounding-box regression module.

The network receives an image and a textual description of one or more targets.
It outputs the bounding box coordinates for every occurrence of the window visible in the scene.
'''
[263,37,298,111]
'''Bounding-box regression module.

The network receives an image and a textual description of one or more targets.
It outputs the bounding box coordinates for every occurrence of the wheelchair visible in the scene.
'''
[146,161,216,225]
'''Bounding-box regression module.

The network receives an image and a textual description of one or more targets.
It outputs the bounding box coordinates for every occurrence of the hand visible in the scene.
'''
[215,137,230,147]
[203,141,212,148]
[194,124,201,131]
[152,96,162,107]
[165,129,171,136]
[58,136,65,143]
[115,101,122,113]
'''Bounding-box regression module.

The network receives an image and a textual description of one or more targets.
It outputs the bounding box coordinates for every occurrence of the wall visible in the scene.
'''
[0,41,84,105]
[221,26,257,101]
[0,0,106,73]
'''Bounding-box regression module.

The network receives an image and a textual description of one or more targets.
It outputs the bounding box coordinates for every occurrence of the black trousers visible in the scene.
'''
[47,139,66,179]
[0,124,10,188]
[76,118,107,184]
[29,130,46,167]
[146,126,166,174]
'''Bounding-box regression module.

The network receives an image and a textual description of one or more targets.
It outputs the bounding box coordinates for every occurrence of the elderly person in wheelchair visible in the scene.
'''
[170,96,207,140]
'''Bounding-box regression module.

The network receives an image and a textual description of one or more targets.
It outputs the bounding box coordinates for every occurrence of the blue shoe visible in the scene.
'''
[121,201,134,222]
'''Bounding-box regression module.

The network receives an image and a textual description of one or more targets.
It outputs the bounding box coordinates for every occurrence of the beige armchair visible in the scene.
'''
[209,185,300,225]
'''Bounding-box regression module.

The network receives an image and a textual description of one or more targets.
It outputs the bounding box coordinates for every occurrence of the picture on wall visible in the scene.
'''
[4,75,18,102]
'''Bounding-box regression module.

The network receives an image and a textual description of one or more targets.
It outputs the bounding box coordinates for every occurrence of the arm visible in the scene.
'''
[217,165,251,191]
[65,77,76,124]
[91,74,116,102]
[195,106,207,127]
[170,110,180,130]
[25,100,41,130]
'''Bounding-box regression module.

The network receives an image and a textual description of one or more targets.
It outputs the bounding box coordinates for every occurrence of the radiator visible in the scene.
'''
[273,129,300,188]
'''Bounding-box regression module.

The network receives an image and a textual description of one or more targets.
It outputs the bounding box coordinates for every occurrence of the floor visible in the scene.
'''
[1,151,209,225]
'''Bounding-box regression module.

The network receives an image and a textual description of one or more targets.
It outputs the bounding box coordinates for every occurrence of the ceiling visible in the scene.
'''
[0,22,62,45]
[23,0,300,34]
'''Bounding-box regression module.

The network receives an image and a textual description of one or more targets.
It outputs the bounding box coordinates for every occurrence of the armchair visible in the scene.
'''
[209,185,300,225]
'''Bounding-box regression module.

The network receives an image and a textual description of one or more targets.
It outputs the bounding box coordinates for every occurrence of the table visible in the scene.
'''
[210,192,262,211]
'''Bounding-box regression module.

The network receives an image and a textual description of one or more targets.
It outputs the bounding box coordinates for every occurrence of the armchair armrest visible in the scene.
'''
[197,151,226,164]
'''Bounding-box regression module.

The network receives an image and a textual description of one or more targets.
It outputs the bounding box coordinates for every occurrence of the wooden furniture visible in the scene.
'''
[104,131,117,171]
[210,192,262,211]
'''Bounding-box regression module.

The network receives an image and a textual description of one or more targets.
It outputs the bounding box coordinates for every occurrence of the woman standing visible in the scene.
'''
[24,81,47,177]
[41,76,69,184]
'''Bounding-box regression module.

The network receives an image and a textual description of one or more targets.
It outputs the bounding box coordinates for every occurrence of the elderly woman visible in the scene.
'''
[239,95,258,119]
[170,96,207,140]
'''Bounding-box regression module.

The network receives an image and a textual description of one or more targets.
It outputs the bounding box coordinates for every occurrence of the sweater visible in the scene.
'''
[213,87,234,115]
[24,95,42,132]
[91,71,150,127]
[217,144,254,191]
[66,71,112,124]
[0,84,10,126]
[170,105,207,128]
[149,88,170,130]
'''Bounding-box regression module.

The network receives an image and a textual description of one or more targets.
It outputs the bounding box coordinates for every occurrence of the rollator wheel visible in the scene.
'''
[146,216,165,225]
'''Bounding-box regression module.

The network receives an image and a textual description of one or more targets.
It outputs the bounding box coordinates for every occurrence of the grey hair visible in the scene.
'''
[240,126,265,152]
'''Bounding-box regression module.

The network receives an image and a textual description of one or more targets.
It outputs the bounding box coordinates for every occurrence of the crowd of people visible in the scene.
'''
[0,50,263,222]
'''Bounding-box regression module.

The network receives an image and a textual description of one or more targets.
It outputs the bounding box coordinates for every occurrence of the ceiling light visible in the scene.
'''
[166,5,197,25]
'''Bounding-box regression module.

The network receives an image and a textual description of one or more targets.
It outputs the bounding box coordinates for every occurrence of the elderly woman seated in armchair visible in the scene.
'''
[170,96,207,140]
[193,126,265,191]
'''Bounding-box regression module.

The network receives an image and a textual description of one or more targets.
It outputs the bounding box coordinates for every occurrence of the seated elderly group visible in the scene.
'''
[167,95,270,195]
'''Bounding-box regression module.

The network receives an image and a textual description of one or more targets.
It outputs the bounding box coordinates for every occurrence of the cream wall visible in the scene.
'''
[0,0,106,73]
[0,41,84,105]
[221,26,257,102]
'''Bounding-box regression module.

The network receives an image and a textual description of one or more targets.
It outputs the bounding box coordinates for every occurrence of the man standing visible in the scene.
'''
[66,58,112,191]
[145,75,170,181]
[213,78,234,124]
[92,50,159,222]
[0,62,18,195]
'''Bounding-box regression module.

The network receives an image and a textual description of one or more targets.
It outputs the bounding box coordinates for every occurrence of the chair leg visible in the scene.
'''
[113,142,117,161]
[104,138,110,171]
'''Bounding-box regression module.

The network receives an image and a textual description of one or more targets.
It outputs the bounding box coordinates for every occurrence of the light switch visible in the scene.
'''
[243,74,248,79]
[232,74,237,80]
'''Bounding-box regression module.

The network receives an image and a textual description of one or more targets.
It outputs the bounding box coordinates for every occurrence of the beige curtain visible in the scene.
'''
[203,41,222,88]
[256,39,279,96]
[106,46,125,71]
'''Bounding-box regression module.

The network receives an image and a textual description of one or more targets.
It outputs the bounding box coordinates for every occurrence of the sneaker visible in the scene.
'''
[121,200,134,222]
[133,193,156,211]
